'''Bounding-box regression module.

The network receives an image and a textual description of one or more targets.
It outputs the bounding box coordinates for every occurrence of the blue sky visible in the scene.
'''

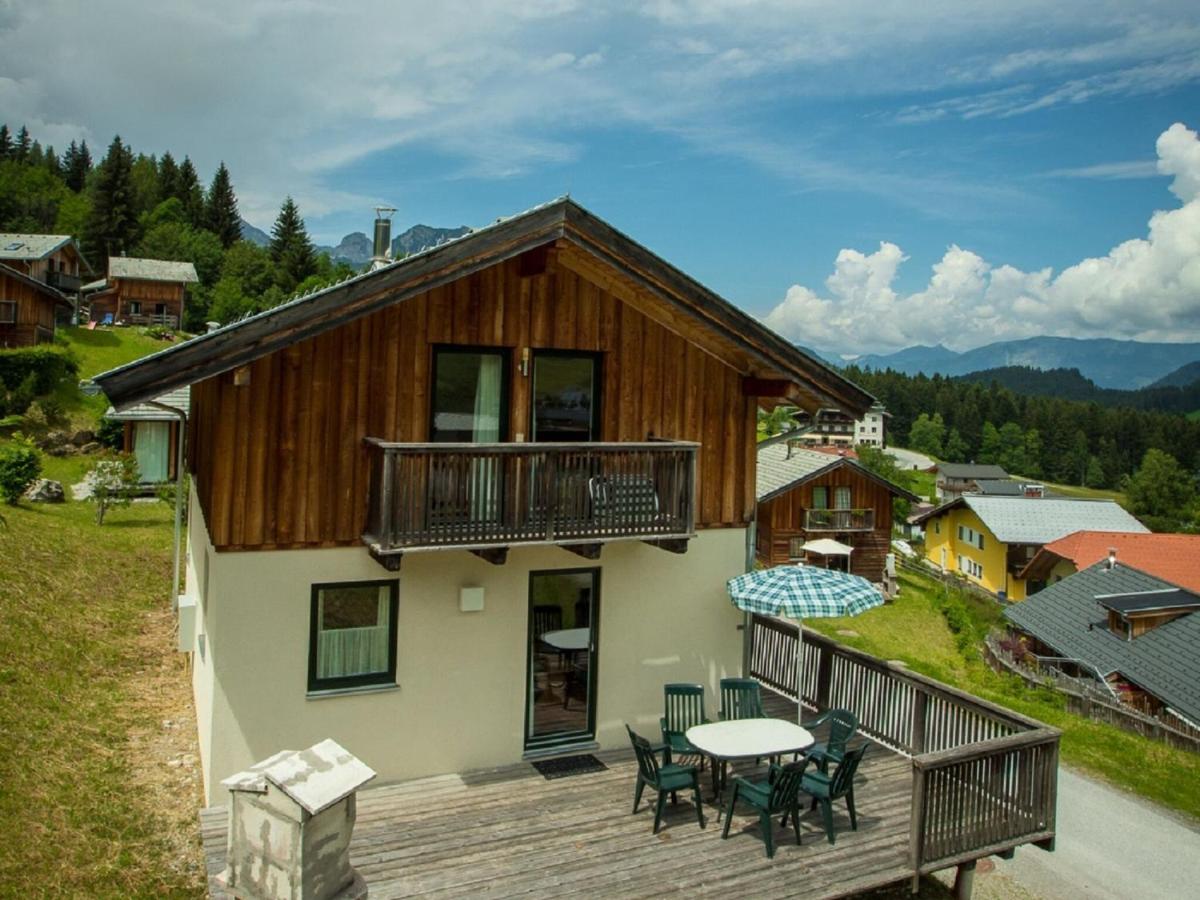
[3,0,1199,354]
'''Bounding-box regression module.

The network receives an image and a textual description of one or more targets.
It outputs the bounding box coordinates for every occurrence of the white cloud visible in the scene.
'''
[764,123,1200,355]
[1044,160,1159,180]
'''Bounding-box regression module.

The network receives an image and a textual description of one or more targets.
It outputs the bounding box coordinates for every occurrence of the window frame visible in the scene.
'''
[0,300,15,324]
[811,486,828,509]
[833,486,852,510]
[307,579,399,694]
[428,344,512,443]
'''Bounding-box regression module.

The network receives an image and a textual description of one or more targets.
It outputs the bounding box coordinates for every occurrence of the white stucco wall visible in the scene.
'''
[190,525,749,805]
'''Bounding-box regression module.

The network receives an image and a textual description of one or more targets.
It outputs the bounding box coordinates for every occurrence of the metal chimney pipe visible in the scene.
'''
[371,206,397,270]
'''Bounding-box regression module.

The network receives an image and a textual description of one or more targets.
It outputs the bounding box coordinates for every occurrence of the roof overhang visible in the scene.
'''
[756,452,921,505]
[0,262,69,304]
[94,198,875,415]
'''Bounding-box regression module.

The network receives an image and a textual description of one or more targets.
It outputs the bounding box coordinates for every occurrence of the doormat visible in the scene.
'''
[531,754,608,780]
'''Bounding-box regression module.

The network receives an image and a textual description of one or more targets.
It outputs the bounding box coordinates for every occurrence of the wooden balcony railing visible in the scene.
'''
[363,439,698,561]
[45,271,82,292]
[749,615,1059,878]
[804,508,875,531]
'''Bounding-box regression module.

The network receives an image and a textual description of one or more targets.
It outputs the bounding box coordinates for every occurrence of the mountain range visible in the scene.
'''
[847,336,1200,391]
[238,218,470,266]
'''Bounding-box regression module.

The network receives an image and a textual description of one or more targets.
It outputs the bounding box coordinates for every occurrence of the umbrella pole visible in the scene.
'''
[796,618,804,725]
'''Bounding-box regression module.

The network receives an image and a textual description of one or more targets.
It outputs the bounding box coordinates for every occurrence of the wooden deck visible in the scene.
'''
[201,699,920,899]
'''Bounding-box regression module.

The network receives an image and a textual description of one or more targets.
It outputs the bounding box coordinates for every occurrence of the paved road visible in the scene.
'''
[988,767,1200,900]
[884,447,936,472]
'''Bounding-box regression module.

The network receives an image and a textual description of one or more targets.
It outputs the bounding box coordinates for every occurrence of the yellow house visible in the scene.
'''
[914,495,1147,601]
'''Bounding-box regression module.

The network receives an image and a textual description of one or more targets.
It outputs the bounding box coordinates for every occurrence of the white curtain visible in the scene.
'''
[471,355,503,521]
[317,591,389,680]
[134,421,170,482]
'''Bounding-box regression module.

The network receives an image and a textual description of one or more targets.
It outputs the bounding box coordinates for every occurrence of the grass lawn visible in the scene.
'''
[805,568,1200,822]
[0,487,203,897]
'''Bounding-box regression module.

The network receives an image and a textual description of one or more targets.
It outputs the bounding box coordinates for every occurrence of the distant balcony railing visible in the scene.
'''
[363,439,698,558]
[45,271,82,292]
[804,508,875,531]
[124,312,180,328]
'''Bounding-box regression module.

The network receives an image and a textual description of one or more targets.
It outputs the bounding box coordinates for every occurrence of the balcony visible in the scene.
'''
[363,439,698,567]
[45,271,82,292]
[804,508,875,531]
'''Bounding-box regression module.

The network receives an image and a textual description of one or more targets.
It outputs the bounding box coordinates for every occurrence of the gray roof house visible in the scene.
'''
[1006,561,1200,726]
[914,495,1148,545]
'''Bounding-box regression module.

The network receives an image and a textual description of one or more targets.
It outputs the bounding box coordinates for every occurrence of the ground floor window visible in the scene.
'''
[308,580,398,692]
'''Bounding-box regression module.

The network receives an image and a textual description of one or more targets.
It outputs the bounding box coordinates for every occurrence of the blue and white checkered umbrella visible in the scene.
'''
[727,565,884,722]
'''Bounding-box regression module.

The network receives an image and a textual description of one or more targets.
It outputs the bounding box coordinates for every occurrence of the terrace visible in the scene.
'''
[199,621,1058,899]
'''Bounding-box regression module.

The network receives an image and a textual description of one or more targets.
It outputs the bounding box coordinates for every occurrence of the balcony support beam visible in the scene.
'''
[563,543,602,560]
[368,545,403,572]
[470,547,509,566]
[644,538,689,555]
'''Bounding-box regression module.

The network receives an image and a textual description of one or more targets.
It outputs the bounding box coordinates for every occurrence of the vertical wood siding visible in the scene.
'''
[189,252,757,550]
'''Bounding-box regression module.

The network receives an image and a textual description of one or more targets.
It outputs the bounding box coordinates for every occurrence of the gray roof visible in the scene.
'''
[973,479,1026,496]
[108,257,199,284]
[104,387,190,421]
[0,233,73,260]
[756,438,919,503]
[918,495,1147,544]
[937,463,1009,480]
[1006,562,1200,723]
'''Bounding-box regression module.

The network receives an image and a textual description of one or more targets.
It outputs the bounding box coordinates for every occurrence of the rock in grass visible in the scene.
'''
[23,479,65,503]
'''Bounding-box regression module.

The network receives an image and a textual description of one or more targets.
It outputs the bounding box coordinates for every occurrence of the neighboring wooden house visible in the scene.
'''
[1006,561,1200,731]
[1019,531,1200,595]
[86,257,199,328]
[755,436,918,581]
[0,262,70,347]
[0,232,92,292]
[95,198,874,804]
[934,462,1010,501]
[914,495,1148,600]
[104,387,189,483]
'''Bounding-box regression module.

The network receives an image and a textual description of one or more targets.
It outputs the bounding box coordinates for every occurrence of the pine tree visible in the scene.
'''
[177,156,205,228]
[14,126,31,161]
[158,151,180,202]
[63,139,93,192]
[269,196,317,293]
[42,144,60,180]
[205,162,241,248]
[0,125,11,159]
[85,135,138,264]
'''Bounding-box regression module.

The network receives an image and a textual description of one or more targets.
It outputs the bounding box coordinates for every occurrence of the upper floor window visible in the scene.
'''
[834,486,852,509]
[431,347,509,442]
[811,486,828,509]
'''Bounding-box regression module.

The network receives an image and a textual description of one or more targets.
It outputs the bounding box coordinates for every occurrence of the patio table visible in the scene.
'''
[540,628,589,652]
[686,719,814,801]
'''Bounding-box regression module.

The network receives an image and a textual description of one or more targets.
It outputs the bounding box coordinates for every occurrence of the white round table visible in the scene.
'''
[540,628,589,652]
[686,719,814,800]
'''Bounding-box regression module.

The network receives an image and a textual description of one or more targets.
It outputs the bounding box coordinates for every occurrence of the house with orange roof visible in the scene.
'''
[1020,531,1200,595]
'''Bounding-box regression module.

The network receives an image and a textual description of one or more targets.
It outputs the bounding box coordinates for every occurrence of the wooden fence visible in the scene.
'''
[749,615,1059,877]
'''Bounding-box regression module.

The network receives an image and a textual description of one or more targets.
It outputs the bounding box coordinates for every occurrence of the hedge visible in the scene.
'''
[0,346,79,395]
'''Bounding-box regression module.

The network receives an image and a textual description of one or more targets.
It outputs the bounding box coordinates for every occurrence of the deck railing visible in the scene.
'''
[804,508,875,531]
[363,439,697,555]
[749,615,1058,876]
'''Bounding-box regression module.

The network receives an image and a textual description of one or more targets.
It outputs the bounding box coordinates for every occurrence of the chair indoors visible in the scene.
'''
[660,683,710,769]
[799,743,868,845]
[626,725,707,834]
[803,708,859,772]
[719,761,807,858]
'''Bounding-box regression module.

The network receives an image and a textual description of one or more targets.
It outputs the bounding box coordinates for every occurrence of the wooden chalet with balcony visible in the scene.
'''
[755,436,918,581]
[0,233,92,345]
[86,256,198,328]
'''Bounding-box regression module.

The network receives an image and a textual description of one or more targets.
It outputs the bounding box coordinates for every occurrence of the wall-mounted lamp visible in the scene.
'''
[520,347,530,377]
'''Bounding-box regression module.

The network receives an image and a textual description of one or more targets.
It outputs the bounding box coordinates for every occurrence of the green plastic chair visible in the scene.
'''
[660,683,710,767]
[799,743,868,845]
[803,708,859,772]
[719,761,808,858]
[719,677,765,721]
[626,725,707,833]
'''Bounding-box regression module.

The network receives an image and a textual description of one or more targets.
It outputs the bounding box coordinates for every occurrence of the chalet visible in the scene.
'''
[915,495,1148,600]
[0,263,70,347]
[1006,561,1200,731]
[789,402,888,449]
[86,257,199,329]
[755,436,918,582]
[94,198,876,804]
[104,387,188,483]
[1019,531,1200,594]
[934,462,1009,501]
[0,232,92,292]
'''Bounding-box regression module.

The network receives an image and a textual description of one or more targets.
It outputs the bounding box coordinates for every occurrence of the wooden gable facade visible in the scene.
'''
[0,264,66,347]
[756,457,914,582]
[187,245,759,551]
[88,278,188,328]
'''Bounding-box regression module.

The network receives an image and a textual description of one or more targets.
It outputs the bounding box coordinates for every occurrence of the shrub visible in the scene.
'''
[0,346,79,396]
[87,454,139,524]
[143,325,175,341]
[96,417,124,450]
[0,439,42,504]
